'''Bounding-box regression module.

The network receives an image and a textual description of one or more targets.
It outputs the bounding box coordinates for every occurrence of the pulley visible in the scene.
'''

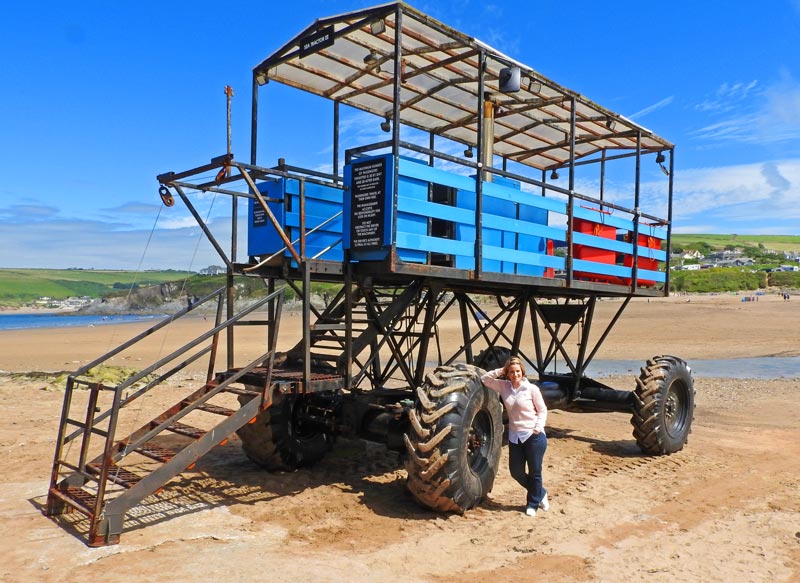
[158,185,174,207]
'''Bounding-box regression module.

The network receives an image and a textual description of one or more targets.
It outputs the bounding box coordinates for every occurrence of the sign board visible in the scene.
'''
[350,157,387,250]
[252,204,267,227]
[299,26,334,58]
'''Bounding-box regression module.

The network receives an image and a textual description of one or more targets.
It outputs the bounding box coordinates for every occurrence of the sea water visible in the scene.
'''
[0,313,164,331]
[582,357,800,379]
[4,314,797,379]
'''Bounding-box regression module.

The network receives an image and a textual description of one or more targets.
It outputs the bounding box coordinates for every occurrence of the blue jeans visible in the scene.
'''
[508,431,547,508]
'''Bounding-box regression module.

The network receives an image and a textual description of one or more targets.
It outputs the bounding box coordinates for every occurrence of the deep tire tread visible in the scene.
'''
[404,363,503,513]
[631,355,695,455]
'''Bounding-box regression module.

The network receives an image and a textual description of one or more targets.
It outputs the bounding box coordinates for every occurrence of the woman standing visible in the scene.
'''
[481,356,549,517]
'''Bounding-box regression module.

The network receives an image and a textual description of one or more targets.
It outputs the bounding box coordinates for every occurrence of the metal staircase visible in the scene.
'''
[291,280,432,389]
[45,286,284,546]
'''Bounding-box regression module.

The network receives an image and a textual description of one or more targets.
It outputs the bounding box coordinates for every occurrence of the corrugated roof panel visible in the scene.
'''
[255,1,672,171]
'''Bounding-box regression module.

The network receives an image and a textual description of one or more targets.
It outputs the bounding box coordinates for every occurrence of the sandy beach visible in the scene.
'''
[0,292,798,582]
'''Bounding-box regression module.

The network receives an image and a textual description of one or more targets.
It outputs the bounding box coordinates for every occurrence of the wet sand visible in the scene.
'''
[0,292,798,582]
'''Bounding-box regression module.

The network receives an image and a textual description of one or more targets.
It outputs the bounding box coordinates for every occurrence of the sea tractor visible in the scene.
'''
[46,2,695,546]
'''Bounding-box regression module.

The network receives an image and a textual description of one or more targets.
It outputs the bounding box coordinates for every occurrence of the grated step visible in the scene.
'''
[166,422,206,439]
[87,461,143,489]
[135,442,176,463]
[223,386,262,398]
[196,402,235,416]
[49,486,98,518]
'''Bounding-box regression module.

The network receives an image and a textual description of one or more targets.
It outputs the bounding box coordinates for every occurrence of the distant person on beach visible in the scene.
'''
[481,356,549,517]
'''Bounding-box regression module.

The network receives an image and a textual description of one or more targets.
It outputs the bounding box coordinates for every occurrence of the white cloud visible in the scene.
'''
[628,96,674,120]
[692,73,800,145]
[671,158,800,231]
[695,80,758,113]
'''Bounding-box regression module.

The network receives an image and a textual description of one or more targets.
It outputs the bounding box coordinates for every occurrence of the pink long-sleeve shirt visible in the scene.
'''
[481,368,548,444]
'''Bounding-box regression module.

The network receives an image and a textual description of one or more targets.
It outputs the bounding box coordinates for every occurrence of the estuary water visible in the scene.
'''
[0,313,164,331]
[583,357,800,379]
[3,313,797,379]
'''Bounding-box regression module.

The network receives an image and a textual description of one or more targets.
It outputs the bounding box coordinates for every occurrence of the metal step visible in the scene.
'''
[48,486,98,518]
[222,386,262,397]
[134,442,177,463]
[87,461,143,489]
[196,402,235,416]
[165,422,207,439]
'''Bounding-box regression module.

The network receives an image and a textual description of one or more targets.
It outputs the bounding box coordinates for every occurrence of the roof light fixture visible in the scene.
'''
[550,169,559,180]
[464,146,474,158]
[606,118,616,130]
[363,51,382,74]
[370,19,386,35]
[655,152,669,176]
[380,116,391,133]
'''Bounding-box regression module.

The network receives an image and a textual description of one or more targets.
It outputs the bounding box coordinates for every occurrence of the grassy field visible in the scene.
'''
[3,234,798,306]
[0,269,195,306]
[671,234,800,253]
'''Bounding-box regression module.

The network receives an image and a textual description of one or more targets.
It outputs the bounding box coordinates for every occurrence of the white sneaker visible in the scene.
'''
[539,493,550,512]
[525,506,537,517]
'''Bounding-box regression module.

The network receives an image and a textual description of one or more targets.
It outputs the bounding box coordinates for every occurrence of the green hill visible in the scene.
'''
[671,234,800,254]
[0,269,195,306]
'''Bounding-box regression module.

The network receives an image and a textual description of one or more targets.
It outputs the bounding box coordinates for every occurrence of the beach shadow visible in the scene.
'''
[34,422,651,545]
[33,436,435,545]
[547,425,644,457]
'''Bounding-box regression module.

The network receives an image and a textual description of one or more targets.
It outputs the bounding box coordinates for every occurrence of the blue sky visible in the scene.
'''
[2,1,800,270]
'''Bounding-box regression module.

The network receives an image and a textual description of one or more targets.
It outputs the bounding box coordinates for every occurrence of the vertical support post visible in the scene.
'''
[344,255,353,389]
[302,262,311,390]
[573,296,595,396]
[414,285,438,386]
[389,7,403,263]
[665,149,675,295]
[599,149,606,209]
[227,85,238,369]
[299,177,310,388]
[267,277,276,357]
[226,270,235,369]
[77,385,101,477]
[47,377,77,513]
[206,286,226,383]
[474,52,486,278]
[457,293,474,364]
[511,292,528,353]
[92,386,125,539]
[333,101,340,181]
[631,132,642,292]
[530,297,544,375]
[566,97,576,287]
[250,74,259,165]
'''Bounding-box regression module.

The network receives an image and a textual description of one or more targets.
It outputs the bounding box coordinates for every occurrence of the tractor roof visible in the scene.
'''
[253,1,672,172]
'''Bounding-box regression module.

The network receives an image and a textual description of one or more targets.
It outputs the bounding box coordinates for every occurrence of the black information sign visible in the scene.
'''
[299,25,334,58]
[350,157,387,249]
[252,204,267,227]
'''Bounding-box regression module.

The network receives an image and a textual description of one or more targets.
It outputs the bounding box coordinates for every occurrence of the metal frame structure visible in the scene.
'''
[154,1,676,393]
[46,2,693,546]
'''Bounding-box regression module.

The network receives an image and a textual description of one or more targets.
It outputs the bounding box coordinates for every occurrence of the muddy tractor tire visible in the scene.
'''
[473,346,512,371]
[236,392,331,471]
[404,363,503,513]
[631,355,695,455]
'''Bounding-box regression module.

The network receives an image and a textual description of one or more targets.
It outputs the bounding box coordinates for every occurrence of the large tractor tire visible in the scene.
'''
[631,355,695,455]
[404,363,503,513]
[236,392,331,470]
[473,346,512,371]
